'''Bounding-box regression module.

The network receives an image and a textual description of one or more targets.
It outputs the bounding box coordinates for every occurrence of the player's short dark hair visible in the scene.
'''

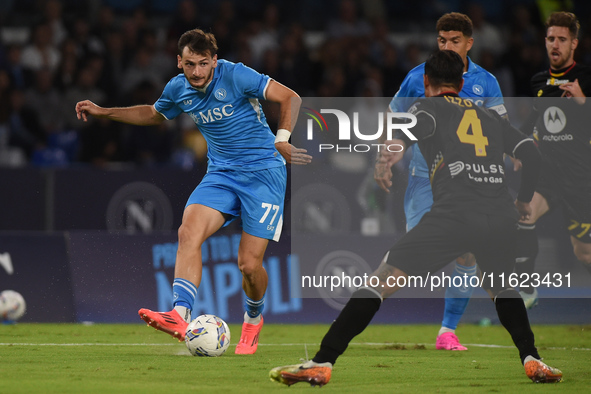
[436,12,473,37]
[546,11,580,39]
[424,50,464,90]
[178,28,218,57]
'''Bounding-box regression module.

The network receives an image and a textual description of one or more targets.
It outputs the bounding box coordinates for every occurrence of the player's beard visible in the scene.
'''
[188,68,214,89]
[549,48,573,70]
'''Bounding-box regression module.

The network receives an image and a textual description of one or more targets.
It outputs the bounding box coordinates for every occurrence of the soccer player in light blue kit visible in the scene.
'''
[378,13,508,350]
[75,29,311,355]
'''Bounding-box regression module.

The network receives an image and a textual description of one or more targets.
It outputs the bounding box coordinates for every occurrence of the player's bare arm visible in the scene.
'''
[75,100,165,126]
[374,139,406,192]
[265,80,312,165]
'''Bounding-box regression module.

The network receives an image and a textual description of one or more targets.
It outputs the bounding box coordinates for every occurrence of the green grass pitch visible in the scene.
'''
[1,323,589,393]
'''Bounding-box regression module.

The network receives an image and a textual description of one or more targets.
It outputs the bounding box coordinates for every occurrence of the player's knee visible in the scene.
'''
[178,223,209,253]
[239,265,253,279]
[237,258,264,279]
[178,224,199,246]
[177,223,196,247]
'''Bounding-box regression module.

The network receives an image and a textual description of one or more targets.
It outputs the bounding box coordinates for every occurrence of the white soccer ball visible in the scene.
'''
[0,290,26,322]
[184,314,231,357]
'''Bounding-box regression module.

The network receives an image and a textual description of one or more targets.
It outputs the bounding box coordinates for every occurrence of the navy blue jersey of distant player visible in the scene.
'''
[154,59,286,241]
[390,56,506,229]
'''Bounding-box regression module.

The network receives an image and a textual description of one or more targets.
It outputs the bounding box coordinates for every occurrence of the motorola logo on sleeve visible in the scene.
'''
[106,182,174,233]
[544,106,567,134]
[542,106,574,142]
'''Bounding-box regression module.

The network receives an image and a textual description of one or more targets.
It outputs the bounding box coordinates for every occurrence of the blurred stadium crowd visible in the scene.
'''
[0,0,589,169]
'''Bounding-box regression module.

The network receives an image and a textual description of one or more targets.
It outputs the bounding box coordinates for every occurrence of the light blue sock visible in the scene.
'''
[442,263,477,330]
[244,294,265,318]
[172,278,197,310]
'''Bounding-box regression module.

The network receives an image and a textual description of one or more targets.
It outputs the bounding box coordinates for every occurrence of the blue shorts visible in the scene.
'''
[404,174,433,231]
[186,166,287,241]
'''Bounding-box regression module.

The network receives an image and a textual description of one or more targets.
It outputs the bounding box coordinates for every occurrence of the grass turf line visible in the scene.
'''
[0,323,589,393]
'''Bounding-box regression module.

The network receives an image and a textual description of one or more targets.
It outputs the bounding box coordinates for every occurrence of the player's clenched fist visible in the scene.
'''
[75,100,104,122]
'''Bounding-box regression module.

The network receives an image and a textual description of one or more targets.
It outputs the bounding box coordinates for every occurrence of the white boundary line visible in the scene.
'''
[0,342,589,350]
[0,343,178,346]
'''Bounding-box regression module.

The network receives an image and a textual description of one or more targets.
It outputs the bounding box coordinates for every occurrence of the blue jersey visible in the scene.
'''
[390,57,506,178]
[154,59,285,172]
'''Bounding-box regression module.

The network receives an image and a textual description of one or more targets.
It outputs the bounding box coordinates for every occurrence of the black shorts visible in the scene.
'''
[537,170,591,244]
[386,210,518,293]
